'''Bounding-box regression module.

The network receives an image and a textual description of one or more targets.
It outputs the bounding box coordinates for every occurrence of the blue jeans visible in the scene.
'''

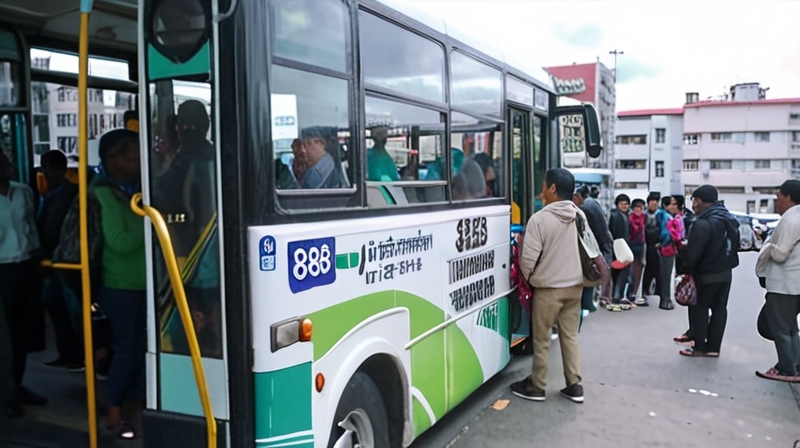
[100,287,146,407]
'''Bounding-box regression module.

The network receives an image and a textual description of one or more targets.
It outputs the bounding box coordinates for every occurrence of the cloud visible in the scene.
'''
[615,58,662,84]
[551,23,603,48]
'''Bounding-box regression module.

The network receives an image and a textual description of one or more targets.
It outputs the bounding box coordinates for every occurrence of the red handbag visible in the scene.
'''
[675,274,697,306]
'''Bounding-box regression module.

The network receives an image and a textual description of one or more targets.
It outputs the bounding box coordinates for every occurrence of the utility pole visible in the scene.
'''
[609,49,624,81]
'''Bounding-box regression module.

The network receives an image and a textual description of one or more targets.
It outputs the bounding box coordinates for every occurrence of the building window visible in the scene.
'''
[754,132,770,142]
[754,160,771,169]
[655,161,664,177]
[760,199,769,213]
[710,132,732,143]
[790,113,800,125]
[615,159,647,169]
[747,200,755,214]
[614,182,649,189]
[683,134,699,145]
[57,137,77,155]
[684,185,698,196]
[716,186,745,194]
[753,187,778,194]
[710,160,732,170]
[615,135,647,145]
[792,131,800,143]
[682,160,699,171]
[655,128,666,143]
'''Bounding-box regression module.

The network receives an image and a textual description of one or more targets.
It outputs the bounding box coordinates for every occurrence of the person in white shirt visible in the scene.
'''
[755,179,800,382]
[0,151,46,415]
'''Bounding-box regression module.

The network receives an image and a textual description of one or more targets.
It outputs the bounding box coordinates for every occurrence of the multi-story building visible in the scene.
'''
[614,108,684,202]
[682,84,800,213]
[545,61,616,212]
[29,55,135,166]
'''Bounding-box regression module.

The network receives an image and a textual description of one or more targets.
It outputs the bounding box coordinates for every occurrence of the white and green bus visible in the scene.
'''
[0,0,602,447]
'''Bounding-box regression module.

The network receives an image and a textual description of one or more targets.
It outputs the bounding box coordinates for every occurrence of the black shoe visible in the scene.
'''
[659,299,674,310]
[511,377,546,402]
[560,383,584,403]
[65,362,86,373]
[43,358,68,368]
[17,386,47,406]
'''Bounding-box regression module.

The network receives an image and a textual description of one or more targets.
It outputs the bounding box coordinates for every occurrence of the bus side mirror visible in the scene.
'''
[554,103,603,159]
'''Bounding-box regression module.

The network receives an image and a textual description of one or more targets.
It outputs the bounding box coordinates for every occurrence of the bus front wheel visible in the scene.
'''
[328,372,390,448]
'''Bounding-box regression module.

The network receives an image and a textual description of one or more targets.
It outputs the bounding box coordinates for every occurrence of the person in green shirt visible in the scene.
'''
[93,129,146,440]
[367,126,399,182]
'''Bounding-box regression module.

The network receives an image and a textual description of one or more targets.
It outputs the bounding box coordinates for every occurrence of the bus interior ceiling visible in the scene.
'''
[0,2,141,448]
[1,0,138,77]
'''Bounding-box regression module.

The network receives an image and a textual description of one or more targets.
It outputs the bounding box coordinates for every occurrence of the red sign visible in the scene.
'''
[545,63,597,104]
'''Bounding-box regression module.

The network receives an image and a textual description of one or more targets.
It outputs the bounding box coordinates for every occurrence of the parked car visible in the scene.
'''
[751,213,781,241]
[730,211,762,251]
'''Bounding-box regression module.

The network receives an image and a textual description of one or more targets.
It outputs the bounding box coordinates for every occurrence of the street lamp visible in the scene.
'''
[609,49,624,82]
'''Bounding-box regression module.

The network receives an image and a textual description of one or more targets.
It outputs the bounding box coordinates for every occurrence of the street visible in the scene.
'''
[411,252,800,448]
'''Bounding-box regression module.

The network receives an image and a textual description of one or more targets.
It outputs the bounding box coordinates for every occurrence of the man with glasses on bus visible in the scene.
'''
[512,167,587,404]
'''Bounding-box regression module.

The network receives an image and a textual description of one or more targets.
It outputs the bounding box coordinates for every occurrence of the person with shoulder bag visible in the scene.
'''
[754,180,800,382]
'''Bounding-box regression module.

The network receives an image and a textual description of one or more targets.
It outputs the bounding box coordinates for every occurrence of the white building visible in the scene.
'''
[613,108,684,203]
[682,84,800,213]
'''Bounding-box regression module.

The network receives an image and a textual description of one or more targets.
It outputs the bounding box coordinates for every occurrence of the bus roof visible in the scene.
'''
[374,0,555,93]
[2,0,555,93]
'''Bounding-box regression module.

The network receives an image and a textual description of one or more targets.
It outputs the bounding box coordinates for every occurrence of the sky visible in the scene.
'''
[30,1,800,112]
[412,0,800,111]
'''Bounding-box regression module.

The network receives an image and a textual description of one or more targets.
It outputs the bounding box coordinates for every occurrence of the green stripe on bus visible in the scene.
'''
[335,252,360,269]
[254,363,312,441]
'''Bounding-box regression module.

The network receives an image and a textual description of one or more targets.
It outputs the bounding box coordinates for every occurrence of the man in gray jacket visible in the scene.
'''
[512,168,587,403]
[756,179,800,382]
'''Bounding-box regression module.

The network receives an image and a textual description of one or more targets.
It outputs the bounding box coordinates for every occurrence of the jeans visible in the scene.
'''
[0,260,43,385]
[531,286,583,389]
[100,287,147,407]
[688,281,732,353]
[763,293,800,375]
[612,265,631,300]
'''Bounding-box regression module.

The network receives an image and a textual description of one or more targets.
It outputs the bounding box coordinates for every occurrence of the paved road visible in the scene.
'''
[412,252,800,448]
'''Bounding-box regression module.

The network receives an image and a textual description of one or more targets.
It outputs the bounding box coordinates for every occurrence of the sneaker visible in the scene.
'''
[551,326,559,341]
[510,377,546,401]
[560,383,584,403]
[634,297,649,307]
[65,362,86,373]
[43,358,68,368]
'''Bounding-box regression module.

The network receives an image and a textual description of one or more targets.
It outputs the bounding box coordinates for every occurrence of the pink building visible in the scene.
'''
[681,84,800,213]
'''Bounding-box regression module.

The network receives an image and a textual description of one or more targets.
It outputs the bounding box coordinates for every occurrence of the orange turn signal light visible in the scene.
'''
[315,373,325,392]
[300,318,313,342]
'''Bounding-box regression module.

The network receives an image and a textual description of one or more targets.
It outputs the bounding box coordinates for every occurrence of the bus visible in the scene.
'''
[0,0,602,447]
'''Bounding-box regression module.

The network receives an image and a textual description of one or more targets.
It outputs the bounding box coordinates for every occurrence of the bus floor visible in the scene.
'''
[0,316,144,448]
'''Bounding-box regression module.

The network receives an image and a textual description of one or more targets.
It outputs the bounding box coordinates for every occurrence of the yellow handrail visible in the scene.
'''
[40,260,82,271]
[77,10,98,448]
[130,193,217,448]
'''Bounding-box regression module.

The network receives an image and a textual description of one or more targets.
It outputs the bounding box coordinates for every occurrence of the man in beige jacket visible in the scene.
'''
[511,168,586,403]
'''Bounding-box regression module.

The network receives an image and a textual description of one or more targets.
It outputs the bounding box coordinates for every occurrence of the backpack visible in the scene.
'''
[645,211,660,243]
[720,215,741,269]
[52,191,104,276]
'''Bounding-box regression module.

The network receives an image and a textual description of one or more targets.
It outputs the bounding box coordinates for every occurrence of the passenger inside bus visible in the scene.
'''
[298,126,348,189]
[366,125,399,182]
[37,150,84,372]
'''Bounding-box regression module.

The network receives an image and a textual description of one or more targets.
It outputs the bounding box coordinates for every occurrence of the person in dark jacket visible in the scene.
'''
[608,194,631,307]
[573,186,613,309]
[643,192,662,297]
[677,185,739,357]
[37,150,83,371]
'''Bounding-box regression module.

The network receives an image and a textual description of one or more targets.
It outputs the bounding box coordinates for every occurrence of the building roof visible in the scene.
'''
[617,108,684,117]
[684,98,800,108]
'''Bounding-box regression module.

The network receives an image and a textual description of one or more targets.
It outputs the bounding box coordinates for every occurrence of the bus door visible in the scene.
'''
[139,0,228,446]
[0,25,31,185]
[507,106,532,346]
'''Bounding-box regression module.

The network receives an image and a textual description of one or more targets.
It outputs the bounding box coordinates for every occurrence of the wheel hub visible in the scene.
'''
[332,409,374,448]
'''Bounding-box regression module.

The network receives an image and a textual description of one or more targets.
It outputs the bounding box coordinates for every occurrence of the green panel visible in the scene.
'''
[412,397,431,438]
[335,252,360,270]
[445,324,484,411]
[147,42,210,81]
[497,297,510,343]
[0,28,20,61]
[254,363,313,441]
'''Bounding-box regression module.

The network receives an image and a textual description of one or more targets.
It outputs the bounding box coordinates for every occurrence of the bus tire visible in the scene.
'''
[327,371,391,448]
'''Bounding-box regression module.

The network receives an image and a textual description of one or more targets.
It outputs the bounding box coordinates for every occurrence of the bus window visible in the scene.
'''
[365,96,446,207]
[450,51,503,118]
[450,112,504,201]
[359,10,445,103]
[532,115,544,211]
[272,0,350,74]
